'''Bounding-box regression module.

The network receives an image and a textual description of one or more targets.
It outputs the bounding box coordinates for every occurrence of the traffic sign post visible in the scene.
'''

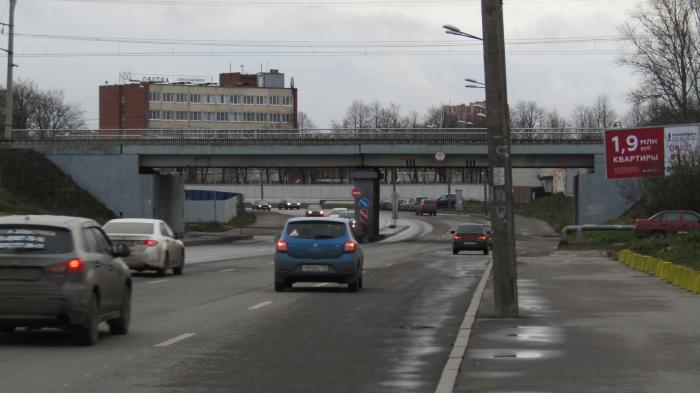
[351,187,362,200]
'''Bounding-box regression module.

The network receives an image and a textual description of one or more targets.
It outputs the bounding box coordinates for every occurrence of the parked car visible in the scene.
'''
[329,212,358,234]
[103,218,185,276]
[274,217,364,292]
[397,199,410,211]
[451,224,490,255]
[409,196,428,212]
[380,200,392,210]
[278,200,302,210]
[416,199,437,216]
[634,210,700,238]
[482,224,494,249]
[331,207,349,215]
[305,205,325,217]
[436,194,457,209]
[0,215,132,345]
[252,200,272,211]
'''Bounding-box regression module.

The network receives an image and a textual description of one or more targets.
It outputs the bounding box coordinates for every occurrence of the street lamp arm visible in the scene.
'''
[465,84,485,88]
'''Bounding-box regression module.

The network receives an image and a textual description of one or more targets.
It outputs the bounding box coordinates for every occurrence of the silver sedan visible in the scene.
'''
[103,218,185,276]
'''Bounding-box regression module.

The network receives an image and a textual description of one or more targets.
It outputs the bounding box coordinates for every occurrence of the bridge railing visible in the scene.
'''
[9,128,605,145]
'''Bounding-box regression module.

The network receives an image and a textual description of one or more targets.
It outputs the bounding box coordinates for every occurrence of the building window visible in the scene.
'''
[256,96,266,105]
[148,110,161,120]
[205,112,214,121]
[176,93,188,103]
[229,95,241,105]
[205,94,214,104]
[256,112,267,122]
[189,94,201,103]
[163,93,173,102]
[243,95,254,105]
[242,112,255,122]
[148,92,161,102]
[190,111,202,121]
[219,95,226,104]
[176,111,188,121]
[216,112,228,122]
[120,94,126,104]
[270,113,279,122]
[163,111,174,120]
[282,96,293,106]
[269,96,280,106]
[230,112,239,122]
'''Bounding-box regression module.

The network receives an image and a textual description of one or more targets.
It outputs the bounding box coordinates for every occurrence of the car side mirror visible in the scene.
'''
[450,230,455,234]
[113,243,131,258]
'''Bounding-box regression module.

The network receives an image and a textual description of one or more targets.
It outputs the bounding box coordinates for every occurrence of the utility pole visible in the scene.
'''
[481,0,518,318]
[3,0,17,141]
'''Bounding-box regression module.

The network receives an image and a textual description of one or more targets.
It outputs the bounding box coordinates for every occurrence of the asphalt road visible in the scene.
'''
[0,212,507,393]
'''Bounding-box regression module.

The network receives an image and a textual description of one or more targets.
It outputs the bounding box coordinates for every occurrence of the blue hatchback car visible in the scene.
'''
[274,218,364,292]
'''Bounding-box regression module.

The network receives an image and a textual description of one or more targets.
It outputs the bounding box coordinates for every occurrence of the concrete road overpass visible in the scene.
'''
[9,128,630,235]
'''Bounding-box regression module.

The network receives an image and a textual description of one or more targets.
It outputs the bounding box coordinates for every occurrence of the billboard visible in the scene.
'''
[664,125,700,175]
[605,127,664,179]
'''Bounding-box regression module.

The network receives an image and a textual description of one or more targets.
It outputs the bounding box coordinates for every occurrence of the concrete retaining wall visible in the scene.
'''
[185,198,237,223]
[577,153,637,224]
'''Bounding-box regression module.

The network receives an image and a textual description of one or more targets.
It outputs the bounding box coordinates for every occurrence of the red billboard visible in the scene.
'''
[605,127,664,179]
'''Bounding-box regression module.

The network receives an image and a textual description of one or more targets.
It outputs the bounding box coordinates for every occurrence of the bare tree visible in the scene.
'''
[570,105,595,128]
[545,109,568,129]
[423,106,444,128]
[618,0,700,123]
[511,101,546,128]
[0,81,85,132]
[342,100,372,129]
[297,111,317,130]
[403,110,420,128]
[590,95,618,128]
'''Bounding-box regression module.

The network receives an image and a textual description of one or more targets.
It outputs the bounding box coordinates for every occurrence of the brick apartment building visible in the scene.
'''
[99,69,298,132]
[442,101,486,128]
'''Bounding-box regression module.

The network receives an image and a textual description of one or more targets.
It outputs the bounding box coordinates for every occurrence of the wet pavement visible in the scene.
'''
[454,241,700,393]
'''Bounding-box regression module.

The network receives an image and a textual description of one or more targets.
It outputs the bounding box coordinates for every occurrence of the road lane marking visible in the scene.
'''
[313,283,329,287]
[220,268,237,272]
[147,279,170,285]
[385,263,394,267]
[155,333,196,347]
[268,262,274,265]
[434,259,493,393]
[249,301,273,310]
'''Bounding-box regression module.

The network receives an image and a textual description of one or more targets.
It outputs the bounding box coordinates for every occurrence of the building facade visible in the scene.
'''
[99,70,298,132]
[442,101,486,128]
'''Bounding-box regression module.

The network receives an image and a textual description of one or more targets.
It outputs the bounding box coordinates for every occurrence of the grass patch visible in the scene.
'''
[228,212,257,227]
[630,232,700,270]
[562,230,637,248]
[185,212,258,233]
[514,194,574,232]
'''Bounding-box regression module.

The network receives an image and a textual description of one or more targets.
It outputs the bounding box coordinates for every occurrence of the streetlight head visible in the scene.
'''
[442,24,461,33]
[465,84,485,89]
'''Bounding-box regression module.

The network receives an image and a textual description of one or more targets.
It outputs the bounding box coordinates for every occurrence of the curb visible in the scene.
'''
[618,249,700,294]
[183,234,253,247]
[434,258,493,393]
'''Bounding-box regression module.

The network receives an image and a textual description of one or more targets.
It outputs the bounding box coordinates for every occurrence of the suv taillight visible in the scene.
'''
[143,240,159,247]
[45,258,84,274]
[479,235,488,241]
[344,241,357,253]
[276,240,288,253]
[452,235,461,241]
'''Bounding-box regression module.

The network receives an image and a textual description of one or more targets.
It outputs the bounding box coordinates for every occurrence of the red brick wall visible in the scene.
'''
[99,84,149,134]
[219,73,258,87]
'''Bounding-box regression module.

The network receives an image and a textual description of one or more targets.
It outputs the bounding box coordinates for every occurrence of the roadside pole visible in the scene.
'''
[3,0,17,140]
[481,0,518,318]
[391,183,399,229]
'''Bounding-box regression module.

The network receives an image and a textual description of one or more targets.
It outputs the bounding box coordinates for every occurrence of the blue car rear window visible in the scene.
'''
[286,221,346,240]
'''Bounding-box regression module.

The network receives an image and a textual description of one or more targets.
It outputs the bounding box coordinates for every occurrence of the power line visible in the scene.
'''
[49,0,600,7]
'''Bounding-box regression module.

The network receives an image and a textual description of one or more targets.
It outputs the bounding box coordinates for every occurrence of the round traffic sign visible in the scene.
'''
[351,187,362,200]
[434,151,446,162]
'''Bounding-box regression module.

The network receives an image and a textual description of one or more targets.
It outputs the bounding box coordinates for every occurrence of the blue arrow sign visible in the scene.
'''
[358,197,370,209]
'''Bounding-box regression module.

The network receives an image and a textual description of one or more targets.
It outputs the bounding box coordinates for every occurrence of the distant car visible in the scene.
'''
[409,196,427,212]
[329,212,358,234]
[416,199,437,216]
[380,200,392,210]
[331,207,348,215]
[103,218,185,276]
[253,200,272,211]
[0,215,132,346]
[397,199,410,211]
[274,217,364,292]
[436,194,457,209]
[482,224,494,249]
[451,224,490,255]
[278,200,302,210]
[634,210,700,238]
[305,205,325,217]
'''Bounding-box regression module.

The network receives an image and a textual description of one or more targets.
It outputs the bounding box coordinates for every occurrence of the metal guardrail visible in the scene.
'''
[9,128,605,146]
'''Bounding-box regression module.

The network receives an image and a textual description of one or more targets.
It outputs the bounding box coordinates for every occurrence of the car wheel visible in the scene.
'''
[173,251,185,275]
[274,281,285,292]
[108,286,131,335]
[0,323,15,333]
[483,249,489,255]
[453,248,459,255]
[651,230,666,239]
[156,254,169,277]
[358,274,363,289]
[348,276,359,292]
[76,294,100,346]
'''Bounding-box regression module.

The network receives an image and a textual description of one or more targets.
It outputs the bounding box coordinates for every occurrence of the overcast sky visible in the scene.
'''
[1,0,641,128]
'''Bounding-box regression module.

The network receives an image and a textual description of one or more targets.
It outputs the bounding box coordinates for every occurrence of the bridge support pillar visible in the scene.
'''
[153,173,185,235]
[351,168,382,242]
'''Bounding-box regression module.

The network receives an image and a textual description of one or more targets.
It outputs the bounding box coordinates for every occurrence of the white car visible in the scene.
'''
[103,218,185,276]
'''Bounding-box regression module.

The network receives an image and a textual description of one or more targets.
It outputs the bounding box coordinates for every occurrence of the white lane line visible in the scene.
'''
[268,262,274,265]
[363,270,368,274]
[313,283,329,287]
[220,268,237,272]
[249,301,273,310]
[154,333,196,347]
[385,263,394,267]
[434,259,493,393]
[147,279,170,285]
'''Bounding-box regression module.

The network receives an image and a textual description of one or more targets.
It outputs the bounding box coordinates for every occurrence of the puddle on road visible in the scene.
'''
[468,349,561,360]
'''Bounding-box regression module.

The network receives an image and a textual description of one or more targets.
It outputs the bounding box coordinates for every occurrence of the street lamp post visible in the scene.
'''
[444,2,519,318]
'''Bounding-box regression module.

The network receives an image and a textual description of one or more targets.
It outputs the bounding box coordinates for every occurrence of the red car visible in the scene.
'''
[634,210,700,238]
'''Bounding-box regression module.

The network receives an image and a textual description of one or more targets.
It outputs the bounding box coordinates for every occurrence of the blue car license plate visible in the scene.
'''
[302,265,329,272]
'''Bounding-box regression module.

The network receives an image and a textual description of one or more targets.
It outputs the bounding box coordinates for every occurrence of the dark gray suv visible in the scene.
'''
[0,215,132,345]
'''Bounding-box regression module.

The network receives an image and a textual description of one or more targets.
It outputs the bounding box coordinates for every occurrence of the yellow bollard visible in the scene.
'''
[670,265,682,286]
[680,267,694,290]
[692,272,700,295]
[660,262,672,281]
[654,259,665,278]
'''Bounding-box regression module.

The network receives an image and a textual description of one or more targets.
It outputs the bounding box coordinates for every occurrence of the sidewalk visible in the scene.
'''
[454,246,700,393]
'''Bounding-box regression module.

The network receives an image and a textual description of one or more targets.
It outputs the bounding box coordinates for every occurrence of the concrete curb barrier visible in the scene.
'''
[618,249,699,295]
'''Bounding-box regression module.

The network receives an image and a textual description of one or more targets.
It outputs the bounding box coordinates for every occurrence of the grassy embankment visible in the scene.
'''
[185,212,257,232]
